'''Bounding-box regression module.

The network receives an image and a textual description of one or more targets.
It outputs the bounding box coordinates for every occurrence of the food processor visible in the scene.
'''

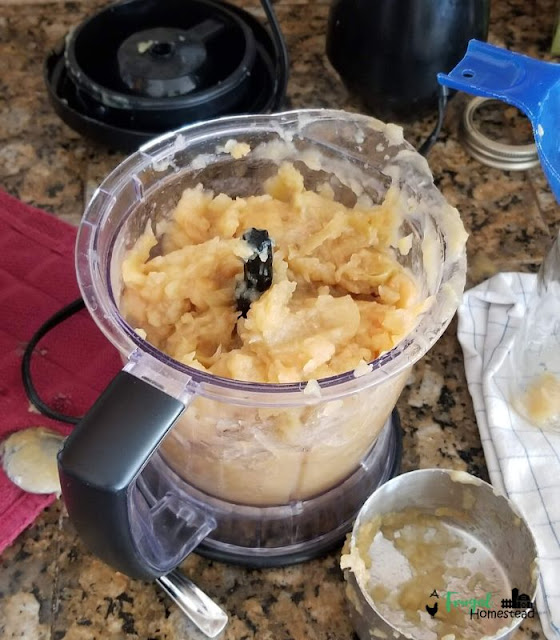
[58,109,467,579]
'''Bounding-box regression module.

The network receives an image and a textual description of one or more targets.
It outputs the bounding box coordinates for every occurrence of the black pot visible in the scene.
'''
[326,0,490,119]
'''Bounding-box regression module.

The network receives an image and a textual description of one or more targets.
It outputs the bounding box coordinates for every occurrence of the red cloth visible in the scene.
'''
[0,190,122,553]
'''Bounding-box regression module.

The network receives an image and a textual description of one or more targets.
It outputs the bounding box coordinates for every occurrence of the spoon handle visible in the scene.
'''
[156,569,228,638]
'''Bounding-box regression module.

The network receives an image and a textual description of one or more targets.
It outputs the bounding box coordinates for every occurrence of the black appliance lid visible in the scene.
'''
[45,0,289,151]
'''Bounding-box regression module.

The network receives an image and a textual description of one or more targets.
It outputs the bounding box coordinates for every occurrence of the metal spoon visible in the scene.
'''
[158,569,228,638]
[1,427,228,638]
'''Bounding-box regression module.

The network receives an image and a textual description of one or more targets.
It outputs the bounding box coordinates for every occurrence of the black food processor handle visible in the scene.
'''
[58,369,215,580]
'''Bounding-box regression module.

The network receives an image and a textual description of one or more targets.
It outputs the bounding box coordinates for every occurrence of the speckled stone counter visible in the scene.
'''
[0,0,558,638]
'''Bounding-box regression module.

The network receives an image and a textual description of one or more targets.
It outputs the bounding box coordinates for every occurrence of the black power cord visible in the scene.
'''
[418,85,449,157]
[21,297,86,425]
[260,0,290,111]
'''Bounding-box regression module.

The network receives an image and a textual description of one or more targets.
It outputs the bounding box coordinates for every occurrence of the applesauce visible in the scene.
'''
[120,162,422,504]
[121,162,423,382]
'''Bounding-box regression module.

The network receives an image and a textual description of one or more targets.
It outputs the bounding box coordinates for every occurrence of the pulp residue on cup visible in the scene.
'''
[341,506,519,640]
[1,428,63,494]
[513,371,560,428]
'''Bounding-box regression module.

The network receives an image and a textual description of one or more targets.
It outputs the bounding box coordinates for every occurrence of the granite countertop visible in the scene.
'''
[1,0,559,638]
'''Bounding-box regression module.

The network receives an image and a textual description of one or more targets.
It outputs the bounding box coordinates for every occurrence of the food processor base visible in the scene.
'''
[195,410,402,568]
[137,410,402,571]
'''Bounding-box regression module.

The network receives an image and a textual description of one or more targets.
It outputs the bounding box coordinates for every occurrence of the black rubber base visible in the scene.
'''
[44,0,284,152]
[195,409,402,568]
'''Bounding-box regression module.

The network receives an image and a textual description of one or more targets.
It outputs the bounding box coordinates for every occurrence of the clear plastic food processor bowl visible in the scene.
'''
[60,109,467,579]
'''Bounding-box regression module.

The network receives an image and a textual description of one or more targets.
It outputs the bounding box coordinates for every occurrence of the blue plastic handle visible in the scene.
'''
[438,40,560,202]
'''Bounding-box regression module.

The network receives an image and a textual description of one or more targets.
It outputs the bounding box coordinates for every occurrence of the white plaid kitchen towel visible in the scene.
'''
[457,272,560,639]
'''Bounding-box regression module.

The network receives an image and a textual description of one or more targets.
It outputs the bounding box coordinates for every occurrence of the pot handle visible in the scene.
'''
[58,356,215,580]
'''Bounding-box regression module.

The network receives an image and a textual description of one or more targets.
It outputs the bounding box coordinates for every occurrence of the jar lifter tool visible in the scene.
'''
[438,39,560,203]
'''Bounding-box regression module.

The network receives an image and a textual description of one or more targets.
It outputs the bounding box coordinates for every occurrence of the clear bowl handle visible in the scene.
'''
[58,367,215,580]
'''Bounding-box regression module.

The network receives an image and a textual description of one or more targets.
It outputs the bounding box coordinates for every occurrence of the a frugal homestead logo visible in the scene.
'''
[425,587,534,621]
[425,589,492,616]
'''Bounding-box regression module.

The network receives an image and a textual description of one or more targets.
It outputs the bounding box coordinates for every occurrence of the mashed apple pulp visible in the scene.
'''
[122,163,422,381]
[120,162,423,505]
